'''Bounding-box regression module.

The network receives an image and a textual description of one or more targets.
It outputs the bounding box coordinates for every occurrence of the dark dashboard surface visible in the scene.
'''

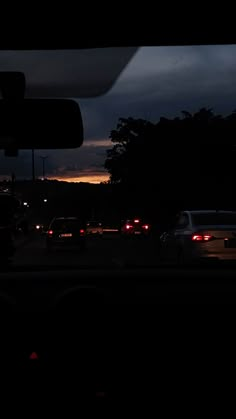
[0,267,233,409]
[1,266,236,308]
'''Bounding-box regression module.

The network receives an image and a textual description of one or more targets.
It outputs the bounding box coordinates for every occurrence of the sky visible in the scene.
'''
[1,45,236,183]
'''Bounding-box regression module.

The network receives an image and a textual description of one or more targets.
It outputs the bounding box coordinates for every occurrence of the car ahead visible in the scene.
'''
[160,210,236,263]
[121,218,151,237]
[46,217,86,251]
[86,221,103,236]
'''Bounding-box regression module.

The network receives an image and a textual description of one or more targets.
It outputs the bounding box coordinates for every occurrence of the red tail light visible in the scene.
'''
[192,235,203,241]
[48,230,53,235]
[142,225,149,230]
[80,229,85,235]
[203,235,213,241]
[192,234,213,242]
[134,219,140,223]
[126,224,133,230]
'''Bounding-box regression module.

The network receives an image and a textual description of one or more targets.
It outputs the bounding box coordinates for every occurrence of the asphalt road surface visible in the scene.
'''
[13,232,160,268]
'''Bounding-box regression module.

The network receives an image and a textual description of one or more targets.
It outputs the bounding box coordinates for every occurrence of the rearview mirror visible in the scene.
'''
[0,99,83,151]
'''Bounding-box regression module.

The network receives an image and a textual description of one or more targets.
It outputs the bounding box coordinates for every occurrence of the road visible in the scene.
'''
[12,232,160,268]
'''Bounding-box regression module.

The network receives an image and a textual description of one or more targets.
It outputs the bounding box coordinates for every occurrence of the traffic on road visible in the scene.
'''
[2,191,236,268]
[1,209,235,269]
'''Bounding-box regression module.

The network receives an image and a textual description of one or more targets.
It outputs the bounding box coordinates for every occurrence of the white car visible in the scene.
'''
[160,210,236,263]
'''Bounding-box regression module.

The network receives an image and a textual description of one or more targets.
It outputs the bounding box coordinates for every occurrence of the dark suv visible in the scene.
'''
[46,217,86,251]
[121,218,151,237]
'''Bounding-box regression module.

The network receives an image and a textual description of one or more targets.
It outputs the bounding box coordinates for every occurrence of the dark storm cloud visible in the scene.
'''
[2,45,236,180]
[0,151,32,179]
[48,143,110,177]
[80,45,236,140]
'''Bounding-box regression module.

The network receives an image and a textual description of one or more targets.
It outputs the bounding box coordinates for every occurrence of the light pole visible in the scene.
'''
[40,156,48,180]
[32,149,35,182]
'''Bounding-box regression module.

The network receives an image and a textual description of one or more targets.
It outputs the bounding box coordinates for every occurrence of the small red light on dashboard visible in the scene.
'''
[48,230,53,235]
[29,352,39,360]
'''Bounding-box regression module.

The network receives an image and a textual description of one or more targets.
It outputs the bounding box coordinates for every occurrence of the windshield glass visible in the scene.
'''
[1,45,236,268]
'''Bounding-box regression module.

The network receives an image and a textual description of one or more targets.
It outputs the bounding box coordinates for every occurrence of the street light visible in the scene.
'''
[43,198,47,203]
[40,156,48,180]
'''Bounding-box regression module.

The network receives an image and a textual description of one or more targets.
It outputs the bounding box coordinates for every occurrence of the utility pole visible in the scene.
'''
[40,156,48,180]
[32,149,35,182]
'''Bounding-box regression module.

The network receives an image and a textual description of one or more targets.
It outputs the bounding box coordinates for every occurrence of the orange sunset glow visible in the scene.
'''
[47,172,109,184]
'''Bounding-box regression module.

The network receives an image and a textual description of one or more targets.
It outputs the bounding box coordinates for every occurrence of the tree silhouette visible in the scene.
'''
[105,108,236,224]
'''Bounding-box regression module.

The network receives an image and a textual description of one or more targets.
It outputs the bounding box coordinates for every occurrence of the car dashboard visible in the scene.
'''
[0,266,234,410]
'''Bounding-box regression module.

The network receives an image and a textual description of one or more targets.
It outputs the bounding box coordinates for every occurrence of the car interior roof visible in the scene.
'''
[0,20,233,96]
[0,13,234,49]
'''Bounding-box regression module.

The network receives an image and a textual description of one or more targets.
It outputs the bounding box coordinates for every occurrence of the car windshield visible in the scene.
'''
[192,213,236,226]
[1,45,236,268]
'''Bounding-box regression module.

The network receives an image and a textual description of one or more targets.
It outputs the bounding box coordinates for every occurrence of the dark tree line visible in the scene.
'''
[105,109,236,227]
